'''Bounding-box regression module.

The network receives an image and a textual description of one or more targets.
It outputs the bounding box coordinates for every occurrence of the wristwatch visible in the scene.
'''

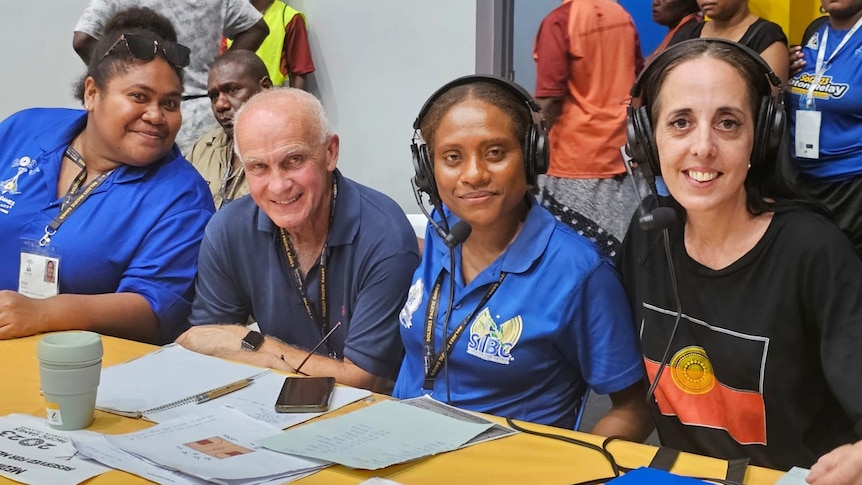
[241,330,264,351]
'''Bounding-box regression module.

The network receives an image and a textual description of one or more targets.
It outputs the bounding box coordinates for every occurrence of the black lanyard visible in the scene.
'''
[423,269,506,386]
[39,147,113,247]
[218,138,245,208]
[279,177,338,357]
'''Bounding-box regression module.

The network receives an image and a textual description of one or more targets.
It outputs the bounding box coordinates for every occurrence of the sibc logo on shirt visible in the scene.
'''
[466,308,522,365]
[0,156,39,214]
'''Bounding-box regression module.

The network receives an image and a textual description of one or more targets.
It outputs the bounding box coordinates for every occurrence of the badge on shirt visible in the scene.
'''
[19,240,59,299]
[795,109,822,160]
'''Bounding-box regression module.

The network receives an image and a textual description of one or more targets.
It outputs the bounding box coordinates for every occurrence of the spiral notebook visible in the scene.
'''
[96,344,271,420]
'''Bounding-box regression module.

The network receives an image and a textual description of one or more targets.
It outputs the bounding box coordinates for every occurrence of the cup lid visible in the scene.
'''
[38,331,103,364]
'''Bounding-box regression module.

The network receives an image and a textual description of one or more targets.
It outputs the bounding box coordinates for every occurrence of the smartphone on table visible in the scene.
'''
[274,376,335,413]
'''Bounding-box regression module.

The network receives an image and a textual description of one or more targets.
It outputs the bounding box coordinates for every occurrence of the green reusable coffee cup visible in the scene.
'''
[37,331,103,430]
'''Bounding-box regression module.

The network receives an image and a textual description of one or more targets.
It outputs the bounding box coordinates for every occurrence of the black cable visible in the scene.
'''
[505,416,621,479]
[503,423,748,485]
[645,228,684,403]
[443,244,456,404]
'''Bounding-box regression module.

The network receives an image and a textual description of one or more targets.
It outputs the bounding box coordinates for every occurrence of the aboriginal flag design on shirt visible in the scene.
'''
[641,303,768,445]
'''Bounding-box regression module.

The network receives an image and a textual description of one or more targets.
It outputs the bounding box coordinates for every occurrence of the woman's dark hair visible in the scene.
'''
[418,81,531,159]
[73,7,183,102]
[657,0,700,27]
[680,0,700,15]
[640,39,819,216]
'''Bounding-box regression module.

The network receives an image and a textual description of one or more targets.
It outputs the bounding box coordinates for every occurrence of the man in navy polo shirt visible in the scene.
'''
[176,88,420,392]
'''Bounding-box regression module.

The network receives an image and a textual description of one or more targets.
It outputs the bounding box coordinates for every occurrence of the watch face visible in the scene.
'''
[242,331,264,351]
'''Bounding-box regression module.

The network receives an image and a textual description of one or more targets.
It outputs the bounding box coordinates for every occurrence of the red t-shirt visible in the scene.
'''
[534,0,643,178]
[280,14,315,77]
[219,14,315,78]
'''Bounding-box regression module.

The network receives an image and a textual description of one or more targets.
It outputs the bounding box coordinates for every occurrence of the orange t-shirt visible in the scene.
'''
[534,0,643,179]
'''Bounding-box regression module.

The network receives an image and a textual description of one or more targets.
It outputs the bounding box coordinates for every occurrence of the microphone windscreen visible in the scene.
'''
[445,220,472,248]
[640,207,677,231]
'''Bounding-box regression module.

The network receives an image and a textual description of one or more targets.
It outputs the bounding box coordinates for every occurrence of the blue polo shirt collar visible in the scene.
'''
[34,108,180,186]
[256,169,360,246]
[433,196,554,287]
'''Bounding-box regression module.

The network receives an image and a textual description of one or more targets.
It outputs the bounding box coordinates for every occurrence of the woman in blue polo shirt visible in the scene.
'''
[0,8,213,344]
[393,75,653,438]
[787,0,862,254]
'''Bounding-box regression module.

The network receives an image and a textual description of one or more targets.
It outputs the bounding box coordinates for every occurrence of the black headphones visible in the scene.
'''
[410,74,550,206]
[626,38,785,180]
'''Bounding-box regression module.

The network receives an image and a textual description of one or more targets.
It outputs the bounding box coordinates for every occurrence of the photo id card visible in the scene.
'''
[19,249,59,299]
[795,110,822,160]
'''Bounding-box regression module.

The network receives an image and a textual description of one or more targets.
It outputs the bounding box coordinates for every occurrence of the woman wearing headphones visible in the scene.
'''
[393,76,653,439]
[617,39,862,470]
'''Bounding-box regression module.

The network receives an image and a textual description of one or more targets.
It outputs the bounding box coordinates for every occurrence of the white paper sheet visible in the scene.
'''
[147,372,372,428]
[259,400,493,470]
[105,407,328,482]
[97,344,268,415]
[72,432,209,485]
[0,414,110,485]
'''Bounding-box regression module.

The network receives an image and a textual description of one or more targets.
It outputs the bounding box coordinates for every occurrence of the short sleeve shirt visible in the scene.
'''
[189,171,421,377]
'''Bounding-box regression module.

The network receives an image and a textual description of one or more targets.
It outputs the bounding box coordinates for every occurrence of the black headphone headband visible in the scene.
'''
[413,74,543,130]
[411,74,550,206]
[630,38,781,99]
[625,38,786,179]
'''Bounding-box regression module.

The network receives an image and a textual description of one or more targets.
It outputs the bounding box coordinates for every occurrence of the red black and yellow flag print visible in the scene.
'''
[641,303,769,445]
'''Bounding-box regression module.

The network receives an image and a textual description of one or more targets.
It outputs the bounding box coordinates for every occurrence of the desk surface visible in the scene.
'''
[1,335,784,485]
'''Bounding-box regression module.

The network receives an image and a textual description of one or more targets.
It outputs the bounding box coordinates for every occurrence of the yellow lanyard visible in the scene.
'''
[422,270,506,385]
[40,147,114,247]
[278,178,339,357]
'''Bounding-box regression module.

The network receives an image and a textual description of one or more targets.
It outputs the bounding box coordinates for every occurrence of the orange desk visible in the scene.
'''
[1,335,784,485]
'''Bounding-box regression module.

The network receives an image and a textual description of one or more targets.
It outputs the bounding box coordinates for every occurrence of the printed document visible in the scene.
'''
[0,414,109,485]
[104,407,328,483]
[259,400,493,470]
[399,395,516,447]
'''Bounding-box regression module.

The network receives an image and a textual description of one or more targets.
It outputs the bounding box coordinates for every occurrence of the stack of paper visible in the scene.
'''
[259,399,496,470]
[74,407,329,485]
[399,395,517,447]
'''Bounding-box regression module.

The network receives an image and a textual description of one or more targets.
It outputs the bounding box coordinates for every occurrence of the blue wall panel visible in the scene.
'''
[619,0,666,58]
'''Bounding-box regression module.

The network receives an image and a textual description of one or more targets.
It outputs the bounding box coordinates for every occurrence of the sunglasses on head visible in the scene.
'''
[98,33,191,68]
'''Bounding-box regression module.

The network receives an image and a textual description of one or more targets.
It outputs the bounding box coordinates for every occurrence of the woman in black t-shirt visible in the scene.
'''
[668,0,789,83]
[618,38,862,471]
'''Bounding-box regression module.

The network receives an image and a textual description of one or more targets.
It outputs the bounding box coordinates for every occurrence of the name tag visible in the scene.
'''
[19,250,59,299]
[794,110,821,160]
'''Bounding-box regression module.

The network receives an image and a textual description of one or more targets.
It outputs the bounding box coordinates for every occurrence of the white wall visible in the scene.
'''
[1,0,91,119]
[290,0,479,209]
[0,0,480,210]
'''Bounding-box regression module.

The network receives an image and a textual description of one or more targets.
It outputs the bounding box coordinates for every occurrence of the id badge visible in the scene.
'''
[19,240,59,299]
[795,110,822,160]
